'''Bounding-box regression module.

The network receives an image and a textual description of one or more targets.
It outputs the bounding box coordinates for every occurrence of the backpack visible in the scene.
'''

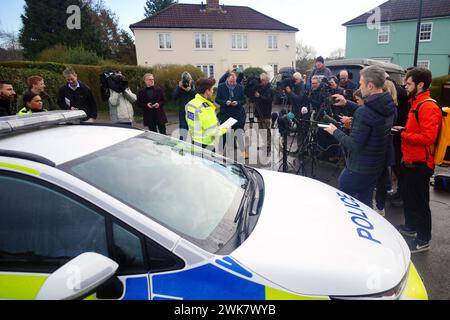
[412,99,450,165]
[431,175,450,192]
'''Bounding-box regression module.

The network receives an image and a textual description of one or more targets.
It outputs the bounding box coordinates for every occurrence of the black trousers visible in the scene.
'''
[401,162,434,242]
[148,122,166,135]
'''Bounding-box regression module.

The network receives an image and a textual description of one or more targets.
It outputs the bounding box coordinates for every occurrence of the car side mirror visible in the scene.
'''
[36,252,119,300]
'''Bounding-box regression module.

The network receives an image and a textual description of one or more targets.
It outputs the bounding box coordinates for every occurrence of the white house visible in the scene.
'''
[130,0,298,79]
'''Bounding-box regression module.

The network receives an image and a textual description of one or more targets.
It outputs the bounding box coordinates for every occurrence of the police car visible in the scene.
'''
[0,111,427,300]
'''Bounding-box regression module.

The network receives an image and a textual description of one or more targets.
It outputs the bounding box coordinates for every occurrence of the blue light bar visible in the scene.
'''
[0,110,87,135]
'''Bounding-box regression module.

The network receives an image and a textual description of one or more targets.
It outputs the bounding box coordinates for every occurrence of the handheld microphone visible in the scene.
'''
[322,114,341,127]
[301,107,309,115]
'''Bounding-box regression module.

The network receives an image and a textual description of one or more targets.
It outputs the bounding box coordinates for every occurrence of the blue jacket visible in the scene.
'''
[216,82,246,129]
[333,92,396,175]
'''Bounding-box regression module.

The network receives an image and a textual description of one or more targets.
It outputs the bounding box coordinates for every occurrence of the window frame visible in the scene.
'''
[377,25,390,44]
[268,35,278,50]
[194,32,214,49]
[0,170,184,276]
[158,33,172,50]
[417,60,430,70]
[196,64,215,78]
[419,22,433,42]
[231,33,248,50]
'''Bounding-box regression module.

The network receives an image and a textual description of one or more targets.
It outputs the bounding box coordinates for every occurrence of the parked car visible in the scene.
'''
[0,111,427,300]
[325,59,406,86]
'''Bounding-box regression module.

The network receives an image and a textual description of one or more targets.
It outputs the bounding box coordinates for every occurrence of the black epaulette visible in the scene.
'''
[202,102,210,108]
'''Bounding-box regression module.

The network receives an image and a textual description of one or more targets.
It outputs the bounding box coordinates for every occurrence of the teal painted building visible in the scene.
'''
[344,0,450,77]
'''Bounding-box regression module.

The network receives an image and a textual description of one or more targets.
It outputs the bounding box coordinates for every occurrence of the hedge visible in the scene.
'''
[0,61,204,113]
[0,66,64,113]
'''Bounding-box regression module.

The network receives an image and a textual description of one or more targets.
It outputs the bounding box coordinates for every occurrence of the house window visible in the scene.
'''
[158,33,172,49]
[232,34,248,49]
[419,22,433,42]
[232,64,247,72]
[270,64,279,74]
[197,65,215,78]
[417,60,430,69]
[195,33,213,49]
[378,26,390,44]
[268,35,278,49]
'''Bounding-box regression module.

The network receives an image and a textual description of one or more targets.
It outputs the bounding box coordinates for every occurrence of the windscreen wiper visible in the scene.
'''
[233,165,255,222]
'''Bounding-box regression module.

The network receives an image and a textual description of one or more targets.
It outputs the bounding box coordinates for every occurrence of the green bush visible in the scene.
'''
[38,45,103,66]
[243,67,266,78]
[0,61,204,114]
[0,61,68,74]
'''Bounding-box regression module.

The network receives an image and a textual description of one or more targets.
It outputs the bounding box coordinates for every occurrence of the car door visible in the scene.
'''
[0,171,110,300]
[0,170,185,300]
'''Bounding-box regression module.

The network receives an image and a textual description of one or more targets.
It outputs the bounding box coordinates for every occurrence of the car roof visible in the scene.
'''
[0,125,142,166]
[326,59,405,73]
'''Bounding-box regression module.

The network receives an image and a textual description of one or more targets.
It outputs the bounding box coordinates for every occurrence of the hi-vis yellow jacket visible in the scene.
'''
[185,94,227,146]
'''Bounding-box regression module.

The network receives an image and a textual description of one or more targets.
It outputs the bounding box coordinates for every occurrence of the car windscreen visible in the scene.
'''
[60,132,248,253]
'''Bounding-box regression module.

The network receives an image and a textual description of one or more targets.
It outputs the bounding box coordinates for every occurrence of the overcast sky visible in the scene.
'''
[0,0,386,56]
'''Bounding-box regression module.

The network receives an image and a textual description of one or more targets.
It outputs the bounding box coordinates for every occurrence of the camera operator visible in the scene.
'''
[285,72,307,116]
[107,71,136,126]
[254,73,274,153]
[323,65,396,207]
[173,72,196,141]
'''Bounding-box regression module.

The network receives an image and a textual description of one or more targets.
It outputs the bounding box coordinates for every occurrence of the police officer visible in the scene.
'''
[185,78,227,150]
[17,91,46,115]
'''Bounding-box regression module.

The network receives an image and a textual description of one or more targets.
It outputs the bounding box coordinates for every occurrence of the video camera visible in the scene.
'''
[244,75,261,100]
[100,71,128,101]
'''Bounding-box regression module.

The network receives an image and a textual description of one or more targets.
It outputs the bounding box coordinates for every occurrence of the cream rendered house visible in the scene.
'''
[130,0,298,80]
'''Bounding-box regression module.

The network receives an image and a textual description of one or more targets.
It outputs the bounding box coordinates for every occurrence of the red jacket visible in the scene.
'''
[401,91,442,169]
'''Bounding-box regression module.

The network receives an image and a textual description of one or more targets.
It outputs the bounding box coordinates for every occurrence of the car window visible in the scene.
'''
[61,132,247,254]
[0,173,108,273]
[112,222,146,274]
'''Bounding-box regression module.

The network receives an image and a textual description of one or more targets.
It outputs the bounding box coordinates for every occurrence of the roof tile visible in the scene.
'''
[130,4,299,32]
[343,0,450,26]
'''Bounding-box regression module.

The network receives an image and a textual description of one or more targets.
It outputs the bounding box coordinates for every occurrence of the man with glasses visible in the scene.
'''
[137,74,168,135]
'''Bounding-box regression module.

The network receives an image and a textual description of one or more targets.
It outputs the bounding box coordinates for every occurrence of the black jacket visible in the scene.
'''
[0,98,12,117]
[173,86,196,127]
[288,82,307,116]
[333,92,396,175]
[254,83,274,119]
[57,81,97,119]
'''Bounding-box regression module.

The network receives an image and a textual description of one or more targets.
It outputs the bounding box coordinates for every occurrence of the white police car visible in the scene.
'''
[0,111,427,300]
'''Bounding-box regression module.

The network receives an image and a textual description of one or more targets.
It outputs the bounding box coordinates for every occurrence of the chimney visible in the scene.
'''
[206,0,221,12]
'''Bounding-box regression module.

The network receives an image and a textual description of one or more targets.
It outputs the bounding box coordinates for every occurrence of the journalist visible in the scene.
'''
[324,66,396,207]
[216,72,247,159]
[307,56,332,87]
[107,72,136,126]
[58,68,98,122]
[173,72,196,140]
[254,73,274,153]
[285,72,307,116]
[397,68,442,253]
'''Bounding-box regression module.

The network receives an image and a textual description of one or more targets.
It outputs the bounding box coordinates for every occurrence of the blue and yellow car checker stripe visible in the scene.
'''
[0,273,98,300]
[151,257,329,300]
[403,263,428,300]
[122,276,150,300]
[0,162,40,175]
[0,274,48,300]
